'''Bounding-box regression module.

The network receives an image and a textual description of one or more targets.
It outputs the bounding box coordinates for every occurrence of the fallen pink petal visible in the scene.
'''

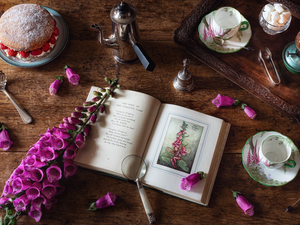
[88,192,118,211]
[242,104,257,119]
[180,171,205,191]
[232,191,254,216]
[212,94,239,108]
[0,125,13,151]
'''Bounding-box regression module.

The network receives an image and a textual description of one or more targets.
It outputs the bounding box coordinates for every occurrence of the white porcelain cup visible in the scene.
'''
[260,135,296,169]
[212,7,249,40]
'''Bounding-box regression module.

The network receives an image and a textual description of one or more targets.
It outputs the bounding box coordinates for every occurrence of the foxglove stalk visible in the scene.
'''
[212,94,239,108]
[232,191,254,216]
[180,171,205,191]
[88,192,118,211]
[0,125,13,151]
[65,65,80,85]
[241,104,257,119]
[49,76,63,95]
[0,77,120,224]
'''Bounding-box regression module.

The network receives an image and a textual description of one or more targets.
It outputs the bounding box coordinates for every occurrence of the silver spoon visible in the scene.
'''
[213,36,254,51]
[265,47,281,84]
[0,72,33,124]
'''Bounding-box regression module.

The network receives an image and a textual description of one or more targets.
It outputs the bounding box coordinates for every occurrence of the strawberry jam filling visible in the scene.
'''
[1,25,59,58]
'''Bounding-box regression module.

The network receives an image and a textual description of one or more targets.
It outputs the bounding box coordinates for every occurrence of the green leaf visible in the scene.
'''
[160,156,173,167]
[177,160,189,172]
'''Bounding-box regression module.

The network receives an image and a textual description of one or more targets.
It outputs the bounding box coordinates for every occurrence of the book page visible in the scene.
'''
[142,104,226,205]
[74,87,161,177]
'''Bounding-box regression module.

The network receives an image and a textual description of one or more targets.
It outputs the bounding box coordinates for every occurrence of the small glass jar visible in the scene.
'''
[259,3,291,35]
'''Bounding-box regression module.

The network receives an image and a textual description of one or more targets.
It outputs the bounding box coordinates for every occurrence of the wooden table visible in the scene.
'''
[0,0,299,224]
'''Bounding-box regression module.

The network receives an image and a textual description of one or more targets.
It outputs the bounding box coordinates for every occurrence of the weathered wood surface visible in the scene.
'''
[0,0,299,224]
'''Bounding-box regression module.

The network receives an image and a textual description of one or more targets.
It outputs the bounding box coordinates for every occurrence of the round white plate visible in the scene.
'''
[242,131,300,186]
[198,10,252,53]
[0,6,69,68]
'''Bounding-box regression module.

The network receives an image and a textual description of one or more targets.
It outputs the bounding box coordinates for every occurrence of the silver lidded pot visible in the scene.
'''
[92,2,155,71]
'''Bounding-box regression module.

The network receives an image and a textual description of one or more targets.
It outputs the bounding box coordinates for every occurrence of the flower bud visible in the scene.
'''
[68,117,81,125]
[232,191,254,216]
[91,96,100,102]
[75,107,86,112]
[180,171,205,190]
[88,105,96,113]
[241,104,257,119]
[99,105,105,113]
[83,124,91,136]
[64,65,80,85]
[0,125,13,151]
[90,114,97,124]
[49,76,63,95]
[75,133,84,148]
[83,101,92,107]
[88,192,118,211]
[71,112,83,118]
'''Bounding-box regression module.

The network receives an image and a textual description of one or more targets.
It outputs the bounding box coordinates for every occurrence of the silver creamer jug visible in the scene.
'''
[92,2,155,71]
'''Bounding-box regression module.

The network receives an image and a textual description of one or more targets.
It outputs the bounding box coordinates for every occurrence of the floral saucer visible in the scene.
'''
[242,131,300,186]
[198,11,252,53]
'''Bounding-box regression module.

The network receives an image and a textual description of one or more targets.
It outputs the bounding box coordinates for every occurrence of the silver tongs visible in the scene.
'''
[258,47,281,85]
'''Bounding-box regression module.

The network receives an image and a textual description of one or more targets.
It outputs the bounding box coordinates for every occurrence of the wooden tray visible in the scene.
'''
[174,0,300,123]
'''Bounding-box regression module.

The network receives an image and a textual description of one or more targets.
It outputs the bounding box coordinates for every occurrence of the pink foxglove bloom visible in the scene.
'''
[46,165,62,183]
[28,206,42,222]
[26,182,41,200]
[90,114,97,124]
[180,171,205,191]
[42,180,57,199]
[63,145,77,159]
[99,105,105,113]
[71,111,83,118]
[0,197,10,206]
[241,104,257,119]
[49,76,63,95]
[68,117,81,125]
[31,195,46,210]
[212,94,239,108]
[88,105,96,113]
[232,191,254,216]
[64,159,77,178]
[30,168,44,182]
[83,124,91,136]
[65,64,80,85]
[74,133,84,148]
[0,125,13,151]
[13,194,30,211]
[45,198,58,210]
[88,192,118,211]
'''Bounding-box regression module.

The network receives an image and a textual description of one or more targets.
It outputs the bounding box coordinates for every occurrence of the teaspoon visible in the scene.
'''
[0,72,33,124]
[213,36,254,51]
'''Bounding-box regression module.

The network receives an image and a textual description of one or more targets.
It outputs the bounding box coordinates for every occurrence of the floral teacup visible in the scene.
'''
[260,135,296,169]
[212,7,249,40]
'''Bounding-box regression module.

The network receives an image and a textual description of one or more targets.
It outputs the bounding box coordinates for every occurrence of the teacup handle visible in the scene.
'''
[284,160,296,168]
[239,21,249,32]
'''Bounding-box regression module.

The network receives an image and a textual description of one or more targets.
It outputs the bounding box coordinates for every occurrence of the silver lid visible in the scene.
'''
[110,2,136,25]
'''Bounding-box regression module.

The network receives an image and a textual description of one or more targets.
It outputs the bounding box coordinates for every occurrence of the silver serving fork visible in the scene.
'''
[0,71,33,124]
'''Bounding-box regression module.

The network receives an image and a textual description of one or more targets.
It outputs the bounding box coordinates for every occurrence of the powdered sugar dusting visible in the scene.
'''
[0,4,54,51]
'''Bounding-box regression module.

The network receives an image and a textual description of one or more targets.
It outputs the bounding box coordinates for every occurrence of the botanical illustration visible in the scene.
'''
[157,118,203,173]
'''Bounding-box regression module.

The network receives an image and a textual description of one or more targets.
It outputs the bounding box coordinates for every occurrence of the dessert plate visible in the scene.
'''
[242,131,300,186]
[198,11,252,53]
[0,6,69,68]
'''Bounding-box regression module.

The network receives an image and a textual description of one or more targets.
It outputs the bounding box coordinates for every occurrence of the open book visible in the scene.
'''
[74,87,230,206]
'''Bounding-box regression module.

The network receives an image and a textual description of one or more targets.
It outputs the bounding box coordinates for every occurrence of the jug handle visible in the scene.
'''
[129,33,156,71]
[91,24,118,47]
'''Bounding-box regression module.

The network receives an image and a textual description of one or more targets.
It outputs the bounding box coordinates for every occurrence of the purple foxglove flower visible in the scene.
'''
[232,191,254,216]
[99,105,105,113]
[30,168,44,182]
[26,182,41,200]
[49,76,63,95]
[180,171,205,191]
[24,155,46,168]
[53,181,65,196]
[63,122,77,131]
[63,117,69,123]
[88,192,118,211]
[46,164,62,183]
[13,164,25,178]
[241,104,257,119]
[71,111,83,118]
[2,182,13,196]
[90,114,97,124]
[31,195,46,210]
[27,146,39,155]
[75,133,84,148]
[63,148,76,159]
[50,136,69,150]
[88,105,96,113]
[83,124,91,136]
[53,127,70,139]
[0,125,13,151]
[28,205,42,222]
[65,64,80,85]
[0,197,10,205]
[68,117,81,125]
[91,96,100,102]
[12,177,32,194]
[13,194,30,211]
[212,94,239,108]
[42,180,57,199]
[45,198,58,210]
[64,159,77,178]
[40,147,59,162]
[75,106,86,112]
